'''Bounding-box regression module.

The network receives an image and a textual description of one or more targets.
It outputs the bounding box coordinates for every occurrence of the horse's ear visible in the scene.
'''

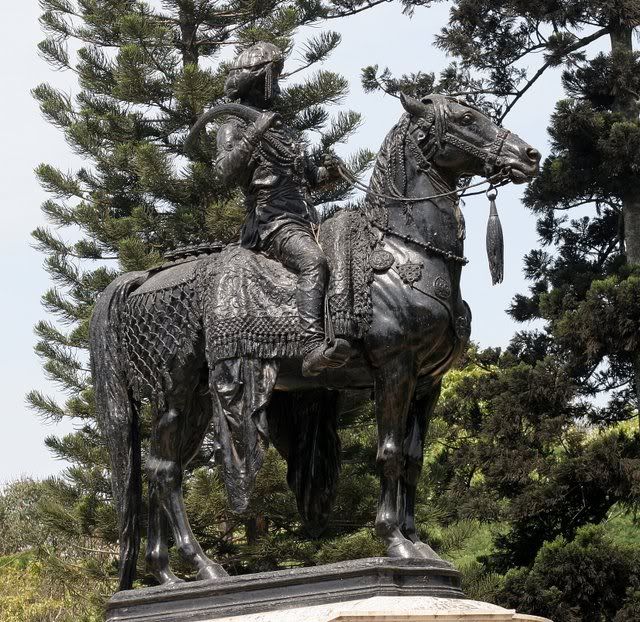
[400,92,428,117]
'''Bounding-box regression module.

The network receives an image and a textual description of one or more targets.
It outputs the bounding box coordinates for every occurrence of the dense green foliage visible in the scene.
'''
[496,525,640,622]
[13,1,640,621]
[0,478,114,621]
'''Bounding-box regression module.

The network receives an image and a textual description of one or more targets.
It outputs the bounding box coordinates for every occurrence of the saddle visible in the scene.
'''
[122,210,375,398]
[199,210,375,362]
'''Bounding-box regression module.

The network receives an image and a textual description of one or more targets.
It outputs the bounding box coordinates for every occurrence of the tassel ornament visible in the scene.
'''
[486,187,504,285]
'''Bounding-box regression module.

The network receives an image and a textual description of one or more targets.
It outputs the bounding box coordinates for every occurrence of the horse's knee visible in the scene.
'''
[377,440,402,477]
[148,457,180,488]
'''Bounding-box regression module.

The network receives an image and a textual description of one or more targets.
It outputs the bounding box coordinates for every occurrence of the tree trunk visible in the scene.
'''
[179,8,199,67]
[610,25,640,416]
[246,516,268,545]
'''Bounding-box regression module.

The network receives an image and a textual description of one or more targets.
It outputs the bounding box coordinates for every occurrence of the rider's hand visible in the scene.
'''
[322,153,344,180]
[253,111,280,136]
[323,153,343,168]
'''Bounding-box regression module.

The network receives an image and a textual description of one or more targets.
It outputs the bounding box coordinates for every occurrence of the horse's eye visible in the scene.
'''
[461,113,474,125]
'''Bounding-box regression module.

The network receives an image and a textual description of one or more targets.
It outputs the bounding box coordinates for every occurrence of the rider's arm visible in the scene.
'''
[305,153,342,188]
[215,119,260,184]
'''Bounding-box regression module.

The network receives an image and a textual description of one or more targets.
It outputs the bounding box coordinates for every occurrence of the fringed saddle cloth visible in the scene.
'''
[201,209,375,362]
[122,209,375,396]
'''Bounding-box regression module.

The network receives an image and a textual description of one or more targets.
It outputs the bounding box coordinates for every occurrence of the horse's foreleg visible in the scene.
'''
[401,380,442,561]
[374,357,422,558]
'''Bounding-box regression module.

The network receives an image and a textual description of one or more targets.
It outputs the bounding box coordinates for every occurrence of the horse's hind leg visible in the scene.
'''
[146,468,181,584]
[175,383,227,580]
[374,356,423,558]
[148,382,227,583]
[401,379,442,561]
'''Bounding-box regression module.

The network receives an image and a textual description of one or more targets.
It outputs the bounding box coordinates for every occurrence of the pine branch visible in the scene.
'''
[500,27,611,121]
[43,359,88,393]
[26,390,67,423]
[324,0,391,20]
[320,110,363,150]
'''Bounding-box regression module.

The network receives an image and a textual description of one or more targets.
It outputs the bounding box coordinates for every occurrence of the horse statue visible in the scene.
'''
[89,93,540,591]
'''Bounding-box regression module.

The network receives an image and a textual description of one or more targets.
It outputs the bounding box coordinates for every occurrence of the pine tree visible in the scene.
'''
[29,0,378,584]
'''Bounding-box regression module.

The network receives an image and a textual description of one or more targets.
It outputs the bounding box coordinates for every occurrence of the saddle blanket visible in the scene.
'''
[122,210,375,386]
[200,209,375,361]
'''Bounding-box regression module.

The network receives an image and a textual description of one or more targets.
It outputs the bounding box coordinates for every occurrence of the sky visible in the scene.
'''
[0,2,584,483]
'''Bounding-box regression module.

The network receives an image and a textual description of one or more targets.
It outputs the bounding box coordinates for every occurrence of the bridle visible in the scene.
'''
[337,96,513,205]
[439,127,511,179]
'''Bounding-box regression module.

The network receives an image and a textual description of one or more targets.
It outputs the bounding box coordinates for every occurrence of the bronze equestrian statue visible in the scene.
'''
[89,42,540,591]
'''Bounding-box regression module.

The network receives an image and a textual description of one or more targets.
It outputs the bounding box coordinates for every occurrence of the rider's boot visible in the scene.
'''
[266,224,353,376]
[302,337,352,377]
[295,254,352,377]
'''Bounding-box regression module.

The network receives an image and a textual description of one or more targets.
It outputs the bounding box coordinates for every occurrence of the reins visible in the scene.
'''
[335,162,510,205]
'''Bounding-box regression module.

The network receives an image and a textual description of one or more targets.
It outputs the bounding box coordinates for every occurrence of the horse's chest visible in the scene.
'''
[366,243,459,360]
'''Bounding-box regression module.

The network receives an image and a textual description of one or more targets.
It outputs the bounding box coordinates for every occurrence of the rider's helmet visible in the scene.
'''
[224,42,285,102]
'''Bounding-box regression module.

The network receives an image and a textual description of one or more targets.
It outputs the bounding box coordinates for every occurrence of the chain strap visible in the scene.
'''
[373,221,469,265]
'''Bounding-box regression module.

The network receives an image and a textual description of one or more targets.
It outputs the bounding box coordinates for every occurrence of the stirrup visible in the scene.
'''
[302,338,352,377]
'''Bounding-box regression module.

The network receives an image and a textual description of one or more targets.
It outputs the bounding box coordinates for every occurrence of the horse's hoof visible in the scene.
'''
[196,563,228,581]
[413,541,443,562]
[387,539,423,559]
[163,576,186,587]
[155,573,185,587]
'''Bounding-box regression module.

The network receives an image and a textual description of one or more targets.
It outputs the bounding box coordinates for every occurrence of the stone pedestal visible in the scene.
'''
[105,558,549,622]
[209,596,552,622]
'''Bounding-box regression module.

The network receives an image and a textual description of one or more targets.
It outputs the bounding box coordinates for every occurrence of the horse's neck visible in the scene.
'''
[386,153,463,250]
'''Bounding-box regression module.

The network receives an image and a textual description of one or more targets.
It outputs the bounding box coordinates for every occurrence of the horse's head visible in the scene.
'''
[400,93,540,185]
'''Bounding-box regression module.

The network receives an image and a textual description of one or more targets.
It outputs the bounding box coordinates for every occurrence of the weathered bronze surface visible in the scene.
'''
[89,42,540,593]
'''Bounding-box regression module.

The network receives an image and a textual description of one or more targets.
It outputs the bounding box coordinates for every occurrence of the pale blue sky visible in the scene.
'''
[0,3,598,483]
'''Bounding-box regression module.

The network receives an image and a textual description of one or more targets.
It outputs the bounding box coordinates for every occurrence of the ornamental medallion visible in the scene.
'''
[433,276,451,300]
[397,261,423,286]
[371,249,395,273]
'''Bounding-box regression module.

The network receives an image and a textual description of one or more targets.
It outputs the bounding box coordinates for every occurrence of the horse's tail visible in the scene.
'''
[89,271,148,591]
[267,390,341,536]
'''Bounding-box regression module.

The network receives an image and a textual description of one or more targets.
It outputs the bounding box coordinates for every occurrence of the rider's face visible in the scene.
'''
[266,66,282,102]
[244,63,282,108]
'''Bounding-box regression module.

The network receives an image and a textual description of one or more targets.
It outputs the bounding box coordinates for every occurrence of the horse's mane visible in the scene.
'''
[365,94,453,224]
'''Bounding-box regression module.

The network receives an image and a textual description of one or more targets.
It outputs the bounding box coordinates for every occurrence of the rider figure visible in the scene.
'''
[215,42,351,377]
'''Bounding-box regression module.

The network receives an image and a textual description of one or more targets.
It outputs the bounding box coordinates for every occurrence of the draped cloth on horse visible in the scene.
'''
[120,209,375,512]
[200,210,374,362]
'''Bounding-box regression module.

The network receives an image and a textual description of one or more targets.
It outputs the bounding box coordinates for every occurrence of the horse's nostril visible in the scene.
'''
[526,147,541,162]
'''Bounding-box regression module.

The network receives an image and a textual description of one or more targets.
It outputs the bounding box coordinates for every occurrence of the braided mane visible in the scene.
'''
[365,94,453,226]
